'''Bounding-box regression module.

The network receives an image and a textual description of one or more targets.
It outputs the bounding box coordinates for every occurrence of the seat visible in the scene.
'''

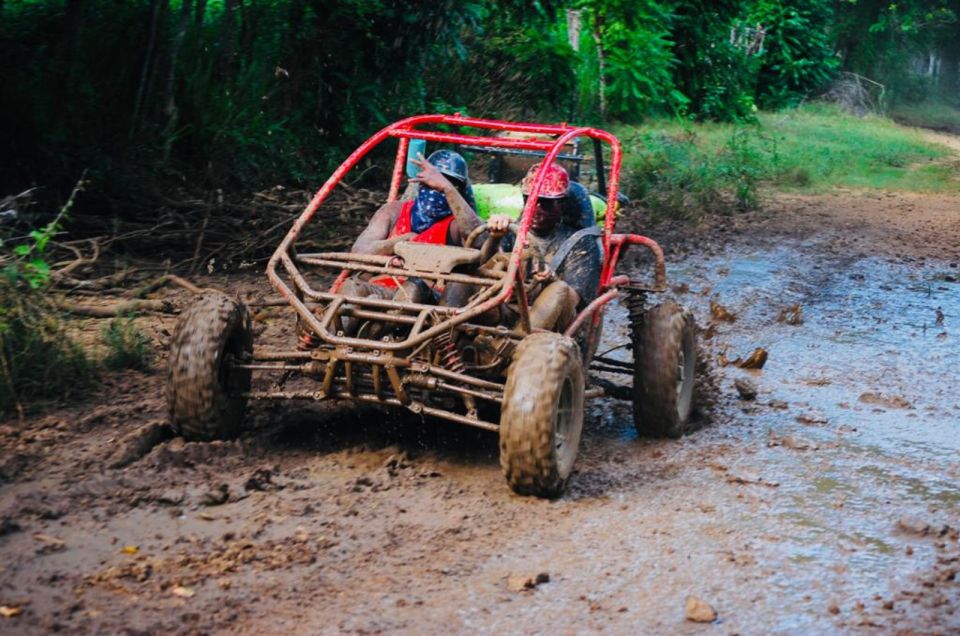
[563,181,597,230]
[393,241,482,273]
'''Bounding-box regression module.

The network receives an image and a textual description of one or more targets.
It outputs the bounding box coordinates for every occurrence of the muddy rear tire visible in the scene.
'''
[499,332,584,498]
[631,302,696,438]
[167,292,253,441]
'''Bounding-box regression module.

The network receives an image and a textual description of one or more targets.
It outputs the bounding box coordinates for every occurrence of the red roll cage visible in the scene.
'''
[266,114,665,351]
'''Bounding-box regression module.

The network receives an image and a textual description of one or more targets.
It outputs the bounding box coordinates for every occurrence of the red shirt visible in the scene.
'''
[372,200,456,289]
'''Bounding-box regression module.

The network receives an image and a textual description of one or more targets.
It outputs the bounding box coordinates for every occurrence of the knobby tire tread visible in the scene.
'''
[632,302,696,439]
[166,292,252,441]
[499,332,584,498]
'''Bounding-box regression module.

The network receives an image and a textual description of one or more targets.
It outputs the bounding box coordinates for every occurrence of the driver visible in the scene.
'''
[486,162,603,332]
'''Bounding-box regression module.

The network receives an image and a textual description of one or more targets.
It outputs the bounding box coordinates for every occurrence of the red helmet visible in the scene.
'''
[521,162,569,199]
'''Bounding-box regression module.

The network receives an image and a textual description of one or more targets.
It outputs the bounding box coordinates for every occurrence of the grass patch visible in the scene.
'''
[616,103,960,219]
[101,316,153,371]
[890,100,960,133]
[0,284,95,416]
[759,104,954,192]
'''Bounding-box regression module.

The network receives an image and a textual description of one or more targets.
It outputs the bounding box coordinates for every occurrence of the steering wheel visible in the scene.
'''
[463,221,520,249]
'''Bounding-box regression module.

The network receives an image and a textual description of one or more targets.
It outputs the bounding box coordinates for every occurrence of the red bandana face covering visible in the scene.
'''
[529,198,561,236]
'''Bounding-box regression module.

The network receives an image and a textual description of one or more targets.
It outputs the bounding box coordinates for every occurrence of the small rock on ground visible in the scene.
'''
[506,572,549,592]
[734,378,758,400]
[685,595,717,623]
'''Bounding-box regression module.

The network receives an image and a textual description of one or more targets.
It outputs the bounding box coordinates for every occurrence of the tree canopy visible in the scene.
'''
[1,0,957,203]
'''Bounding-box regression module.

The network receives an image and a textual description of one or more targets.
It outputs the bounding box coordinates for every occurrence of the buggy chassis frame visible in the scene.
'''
[253,115,667,431]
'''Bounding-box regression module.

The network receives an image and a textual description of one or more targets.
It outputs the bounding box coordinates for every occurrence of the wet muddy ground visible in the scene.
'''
[1,188,959,634]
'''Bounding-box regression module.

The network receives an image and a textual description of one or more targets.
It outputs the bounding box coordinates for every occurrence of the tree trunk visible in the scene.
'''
[131,0,167,137]
[282,1,306,116]
[939,41,960,99]
[219,0,238,83]
[194,0,207,27]
[161,0,193,163]
[61,0,85,119]
[592,13,607,120]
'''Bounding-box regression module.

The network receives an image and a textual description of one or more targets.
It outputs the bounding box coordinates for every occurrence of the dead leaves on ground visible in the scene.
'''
[718,347,768,369]
[710,300,737,323]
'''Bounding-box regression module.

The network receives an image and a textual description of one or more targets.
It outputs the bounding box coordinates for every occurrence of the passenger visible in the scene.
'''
[343,149,482,304]
[300,150,482,345]
[486,162,603,332]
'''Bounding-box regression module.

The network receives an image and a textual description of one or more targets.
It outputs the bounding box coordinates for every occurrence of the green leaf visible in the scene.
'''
[28,259,50,276]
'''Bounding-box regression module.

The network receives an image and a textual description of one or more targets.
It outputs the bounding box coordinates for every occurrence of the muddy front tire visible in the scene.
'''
[499,332,584,498]
[167,292,253,441]
[631,302,696,438]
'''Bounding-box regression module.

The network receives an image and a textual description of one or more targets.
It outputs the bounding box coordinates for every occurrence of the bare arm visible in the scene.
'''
[409,155,482,244]
[350,202,413,255]
[478,213,512,262]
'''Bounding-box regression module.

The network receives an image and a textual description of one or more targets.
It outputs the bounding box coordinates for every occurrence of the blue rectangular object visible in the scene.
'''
[406,139,427,178]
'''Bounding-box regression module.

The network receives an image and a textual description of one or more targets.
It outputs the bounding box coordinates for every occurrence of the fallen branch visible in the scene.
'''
[50,237,101,279]
[53,268,136,291]
[128,273,209,298]
[55,298,176,317]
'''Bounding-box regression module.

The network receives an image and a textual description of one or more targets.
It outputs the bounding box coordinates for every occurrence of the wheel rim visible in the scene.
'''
[675,349,686,402]
[675,331,695,420]
[219,329,251,395]
[555,377,575,473]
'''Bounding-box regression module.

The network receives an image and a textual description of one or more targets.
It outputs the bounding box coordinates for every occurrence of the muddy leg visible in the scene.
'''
[529,281,578,332]
[339,278,393,336]
[366,279,435,339]
[439,282,502,324]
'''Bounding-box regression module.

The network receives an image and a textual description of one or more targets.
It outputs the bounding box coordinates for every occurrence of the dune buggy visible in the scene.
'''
[167,115,697,498]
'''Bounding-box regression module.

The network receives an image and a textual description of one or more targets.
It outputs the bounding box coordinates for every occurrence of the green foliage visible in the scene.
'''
[833,0,958,105]
[619,123,772,219]
[590,2,685,120]
[748,0,838,109]
[102,317,154,371]
[575,0,755,123]
[0,180,94,414]
[668,0,759,122]
[0,0,490,195]
[2,0,955,213]
[435,8,576,120]
[618,103,958,220]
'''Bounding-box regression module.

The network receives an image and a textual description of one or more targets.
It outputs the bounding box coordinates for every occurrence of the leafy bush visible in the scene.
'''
[670,0,759,122]
[749,0,838,110]
[573,2,685,122]
[102,317,154,371]
[0,183,94,415]
[620,124,773,219]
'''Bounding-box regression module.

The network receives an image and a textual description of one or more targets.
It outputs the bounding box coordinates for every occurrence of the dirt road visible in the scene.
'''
[1,186,958,634]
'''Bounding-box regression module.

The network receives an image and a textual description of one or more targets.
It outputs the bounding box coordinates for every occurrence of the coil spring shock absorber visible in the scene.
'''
[433,329,477,418]
[435,330,465,374]
[624,288,647,343]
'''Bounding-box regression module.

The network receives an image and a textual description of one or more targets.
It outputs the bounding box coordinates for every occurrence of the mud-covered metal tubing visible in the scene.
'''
[267,115,622,356]
[601,234,666,291]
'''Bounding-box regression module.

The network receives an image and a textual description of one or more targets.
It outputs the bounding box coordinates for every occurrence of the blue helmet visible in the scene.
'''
[427,149,469,186]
